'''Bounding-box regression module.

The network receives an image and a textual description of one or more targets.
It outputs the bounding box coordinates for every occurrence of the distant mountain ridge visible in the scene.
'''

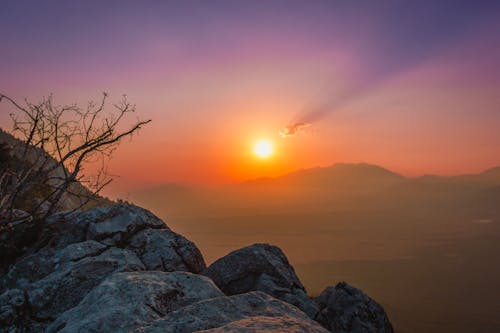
[244,163,405,190]
[131,162,500,204]
[243,162,500,187]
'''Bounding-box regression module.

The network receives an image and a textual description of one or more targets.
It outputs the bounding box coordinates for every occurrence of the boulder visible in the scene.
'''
[54,240,108,263]
[0,247,57,293]
[34,204,168,251]
[203,243,319,319]
[27,247,145,320]
[0,288,26,329]
[138,291,328,333]
[0,240,107,293]
[47,204,207,273]
[315,282,394,333]
[200,316,330,333]
[128,228,205,273]
[0,245,144,332]
[47,271,224,333]
[0,288,45,332]
[0,204,209,331]
[85,204,166,245]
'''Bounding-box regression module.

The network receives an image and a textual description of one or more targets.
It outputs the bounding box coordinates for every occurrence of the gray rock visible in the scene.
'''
[0,241,106,293]
[203,243,319,319]
[0,288,26,328]
[27,247,144,320]
[128,228,206,273]
[315,282,394,333]
[51,204,206,273]
[0,204,209,331]
[33,204,167,251]
[85,204,166,245]
[200,316,330,333]
[47,271,224,333]
[138,291,328,333]
[253,273,318,320]
[0,287,47,332]
[54,240,107,263]
[37,210,91,250]
[0,248,56,293]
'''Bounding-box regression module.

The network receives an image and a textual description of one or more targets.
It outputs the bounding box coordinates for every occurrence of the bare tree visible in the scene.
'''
[0,93,151,229]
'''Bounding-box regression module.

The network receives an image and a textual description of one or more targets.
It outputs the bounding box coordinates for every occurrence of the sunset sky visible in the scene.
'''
[1,1,500,193]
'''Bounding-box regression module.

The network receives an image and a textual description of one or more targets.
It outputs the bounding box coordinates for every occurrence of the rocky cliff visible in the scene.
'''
[0,204,393,332]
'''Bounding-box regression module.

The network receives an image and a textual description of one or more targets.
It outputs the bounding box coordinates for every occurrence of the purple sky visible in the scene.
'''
[1,1,500,191]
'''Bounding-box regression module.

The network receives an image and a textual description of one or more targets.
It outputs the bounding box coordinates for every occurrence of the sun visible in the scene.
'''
[254,139,273,158]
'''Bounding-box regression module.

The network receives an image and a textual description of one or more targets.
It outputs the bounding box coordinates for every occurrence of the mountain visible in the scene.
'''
[244,163,406,191]
[388,166,500,208]
[408,166,500,187]
[471,166,500,184]
[131,163,500,201]
[129,162,500,223]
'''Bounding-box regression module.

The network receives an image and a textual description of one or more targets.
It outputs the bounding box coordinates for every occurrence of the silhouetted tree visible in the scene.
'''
[0,142,11,170]
[0,93,151,229]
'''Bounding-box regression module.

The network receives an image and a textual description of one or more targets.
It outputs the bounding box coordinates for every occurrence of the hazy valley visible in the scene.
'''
[129,163,500,333]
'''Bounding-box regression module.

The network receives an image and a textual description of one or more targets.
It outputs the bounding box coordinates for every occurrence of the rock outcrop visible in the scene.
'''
[203,243,319,319]
[26,247,145,320]
[315,282,394,333]
[0,288,31,331]
[138,291,328,333]
[0,203,394,333]
[0,204,207,332]
[199,316,328,333]
[47,271,224,333]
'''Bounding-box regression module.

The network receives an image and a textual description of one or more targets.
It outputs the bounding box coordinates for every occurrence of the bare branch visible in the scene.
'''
[0,93,150,227]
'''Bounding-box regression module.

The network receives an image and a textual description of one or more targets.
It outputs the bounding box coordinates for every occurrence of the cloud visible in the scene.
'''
[279,122,310,138]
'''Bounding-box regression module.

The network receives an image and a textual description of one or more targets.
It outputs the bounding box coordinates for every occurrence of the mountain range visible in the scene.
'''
[130,162,500,219]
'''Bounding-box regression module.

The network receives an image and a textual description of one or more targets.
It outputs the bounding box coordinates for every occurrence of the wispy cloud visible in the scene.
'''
[279,122,310,138]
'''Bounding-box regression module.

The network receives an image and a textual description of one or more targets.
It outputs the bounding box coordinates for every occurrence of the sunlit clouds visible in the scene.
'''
[279,122,310,138]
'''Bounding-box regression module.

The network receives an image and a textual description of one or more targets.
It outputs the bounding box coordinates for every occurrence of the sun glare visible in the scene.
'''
[254,139,273,158]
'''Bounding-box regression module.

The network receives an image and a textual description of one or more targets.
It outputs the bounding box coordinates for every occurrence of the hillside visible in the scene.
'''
[243,163,405,191]
[0,128,109,214]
